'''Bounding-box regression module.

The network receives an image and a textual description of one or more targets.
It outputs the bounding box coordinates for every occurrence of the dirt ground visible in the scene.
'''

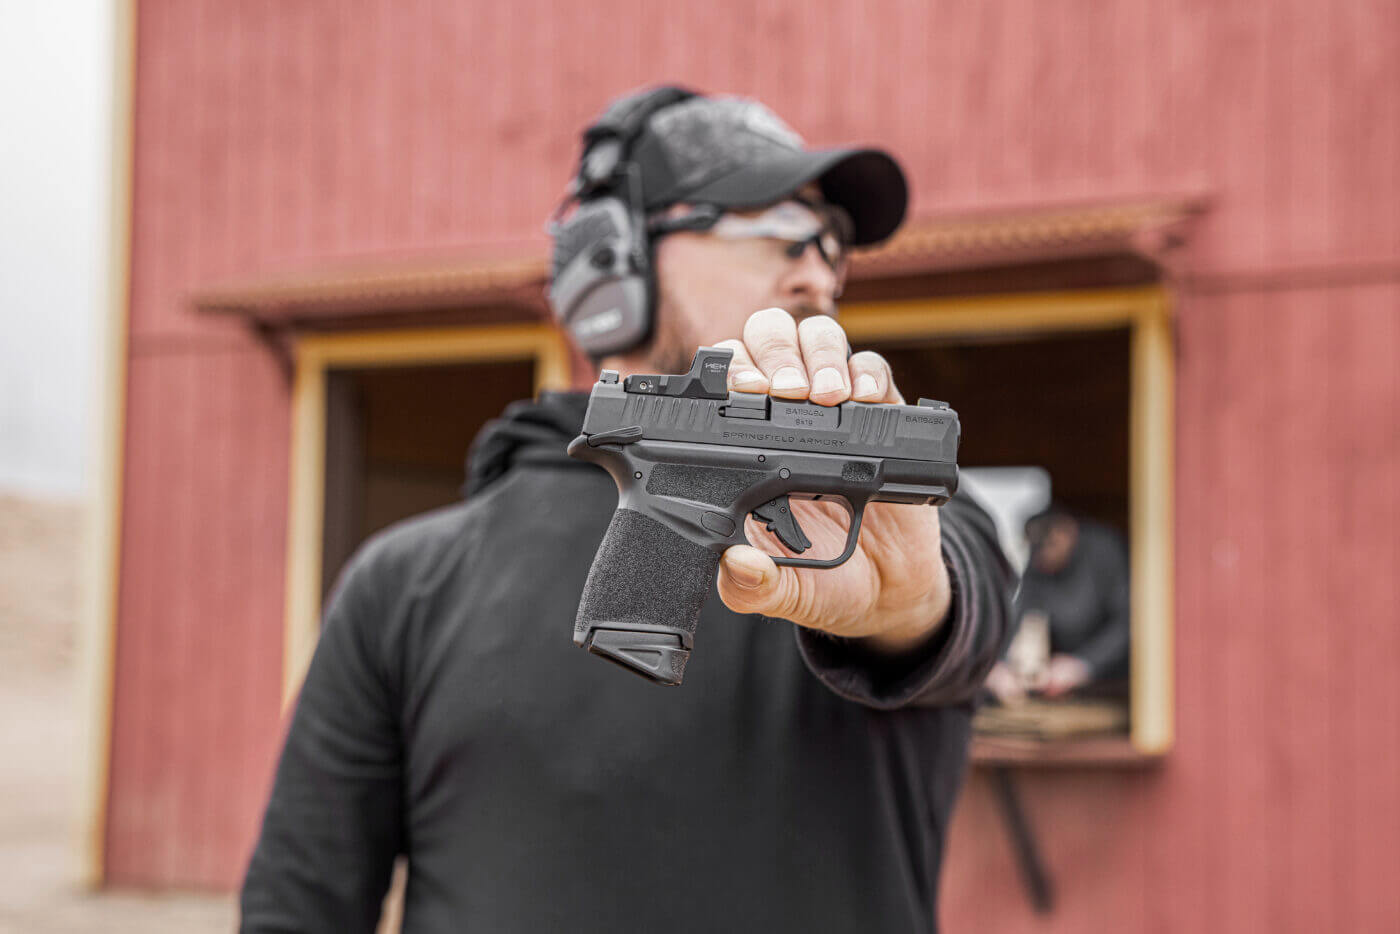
[0,494,236,933]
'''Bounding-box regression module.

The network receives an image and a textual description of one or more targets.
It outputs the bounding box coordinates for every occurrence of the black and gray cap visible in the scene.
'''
[629,96,909,246]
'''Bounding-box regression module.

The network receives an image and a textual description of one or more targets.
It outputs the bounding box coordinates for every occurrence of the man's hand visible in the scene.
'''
[1041,654,1092,698]
[711,308,952,656]
[984,662,1027,706]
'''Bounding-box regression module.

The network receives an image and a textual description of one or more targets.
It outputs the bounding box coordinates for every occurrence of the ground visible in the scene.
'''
[0,494,236,933]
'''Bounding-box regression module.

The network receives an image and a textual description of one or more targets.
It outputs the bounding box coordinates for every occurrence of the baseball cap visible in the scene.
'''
[627,95,908,247]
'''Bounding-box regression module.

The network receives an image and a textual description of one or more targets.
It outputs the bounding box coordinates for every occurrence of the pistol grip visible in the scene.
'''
[574,508,719,685]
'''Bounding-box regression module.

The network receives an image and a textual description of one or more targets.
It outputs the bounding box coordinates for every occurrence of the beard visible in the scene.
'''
[648,280,835,375]
[646,309,698,375]
[645,278,705,376]
[643,315,699,377]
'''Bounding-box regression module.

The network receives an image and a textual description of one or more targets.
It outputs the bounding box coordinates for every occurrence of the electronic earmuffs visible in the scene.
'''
[548,86,697,358]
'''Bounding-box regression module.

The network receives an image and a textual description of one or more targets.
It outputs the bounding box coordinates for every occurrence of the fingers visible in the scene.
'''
[742,307,808,399]
[797,315,851,405]
[847,350,901,403]
[732,307,905,405]
[715,339,767,393]
[715,544,803,618]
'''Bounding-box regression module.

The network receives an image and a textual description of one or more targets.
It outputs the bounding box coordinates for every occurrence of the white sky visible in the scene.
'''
[0,3,111,500]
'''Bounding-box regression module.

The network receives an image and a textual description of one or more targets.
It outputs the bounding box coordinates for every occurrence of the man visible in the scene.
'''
[986,505,1131,703]
[241,88,1012,933]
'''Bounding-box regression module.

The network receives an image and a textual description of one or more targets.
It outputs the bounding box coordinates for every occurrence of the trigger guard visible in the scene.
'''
[770,495,867,570]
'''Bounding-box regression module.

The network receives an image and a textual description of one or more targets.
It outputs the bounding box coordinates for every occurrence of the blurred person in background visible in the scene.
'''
[985,504,1130,704]
[240,87,1013,933]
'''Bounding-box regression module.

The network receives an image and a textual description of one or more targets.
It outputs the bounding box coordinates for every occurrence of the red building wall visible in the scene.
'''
[109,0,1400,927]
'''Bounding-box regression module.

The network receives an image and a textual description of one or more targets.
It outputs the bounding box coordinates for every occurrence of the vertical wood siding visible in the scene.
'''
[110,0,1400,925]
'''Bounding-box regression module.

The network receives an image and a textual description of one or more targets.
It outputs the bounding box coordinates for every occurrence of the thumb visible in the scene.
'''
[716,545,797,618]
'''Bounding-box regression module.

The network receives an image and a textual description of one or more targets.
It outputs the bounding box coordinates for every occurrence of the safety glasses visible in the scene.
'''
[649,197,853,277]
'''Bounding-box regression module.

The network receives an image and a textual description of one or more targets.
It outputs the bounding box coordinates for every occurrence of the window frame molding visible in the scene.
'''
[840,285,1175,756]
[282,323,569,704]
[280,286,1174,755]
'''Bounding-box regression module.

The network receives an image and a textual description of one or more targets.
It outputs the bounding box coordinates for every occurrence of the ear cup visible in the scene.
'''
[550,201,621,283]
[549,87,699,357]
[549,198,652,357]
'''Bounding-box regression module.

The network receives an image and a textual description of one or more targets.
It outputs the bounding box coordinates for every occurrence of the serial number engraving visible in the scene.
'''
[771,403,839,431]
[896,411,951,442]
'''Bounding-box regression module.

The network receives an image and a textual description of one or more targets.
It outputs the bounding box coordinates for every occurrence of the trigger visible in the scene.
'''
[750,495,812,554]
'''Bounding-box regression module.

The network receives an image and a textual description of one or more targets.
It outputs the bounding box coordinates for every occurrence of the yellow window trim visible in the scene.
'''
[283,285,1174,755]
[841,285,1174,755]
[282,324,570,704]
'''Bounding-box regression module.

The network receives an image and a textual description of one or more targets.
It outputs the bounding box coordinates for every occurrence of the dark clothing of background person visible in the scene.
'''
[1016,519,1131,682]
[239,392,1014,934]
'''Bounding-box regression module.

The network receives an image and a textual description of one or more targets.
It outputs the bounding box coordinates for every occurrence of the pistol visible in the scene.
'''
[567,346,960,685]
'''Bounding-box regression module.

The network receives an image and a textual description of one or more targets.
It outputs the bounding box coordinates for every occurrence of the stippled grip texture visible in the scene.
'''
[577,508,718,636]
[575,508,720,683]
[644,463,766,506]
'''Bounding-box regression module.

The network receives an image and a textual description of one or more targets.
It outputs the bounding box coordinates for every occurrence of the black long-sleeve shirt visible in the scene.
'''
[1016,520,1130,680]
[240,392,1013,933]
